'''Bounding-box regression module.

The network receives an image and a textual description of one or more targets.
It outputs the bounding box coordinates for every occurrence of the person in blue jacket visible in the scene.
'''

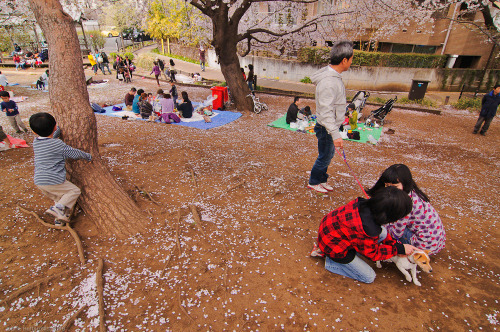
[473,84,500,136]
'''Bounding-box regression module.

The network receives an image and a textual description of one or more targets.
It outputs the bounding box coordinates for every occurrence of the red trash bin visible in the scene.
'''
[211,86,228,110]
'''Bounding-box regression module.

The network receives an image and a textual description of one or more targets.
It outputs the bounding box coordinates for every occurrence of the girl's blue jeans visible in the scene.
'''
[324,227,388,284]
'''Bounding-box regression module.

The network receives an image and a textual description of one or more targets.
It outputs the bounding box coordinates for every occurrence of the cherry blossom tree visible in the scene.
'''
[182,0,500,111]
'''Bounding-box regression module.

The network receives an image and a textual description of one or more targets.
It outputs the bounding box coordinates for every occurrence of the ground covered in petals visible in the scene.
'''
[0,68,499,331]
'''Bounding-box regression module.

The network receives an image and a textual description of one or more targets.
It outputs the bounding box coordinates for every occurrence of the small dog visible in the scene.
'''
[376,250,432,286]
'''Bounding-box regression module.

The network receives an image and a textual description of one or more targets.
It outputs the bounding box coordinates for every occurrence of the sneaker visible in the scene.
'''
[310,243,325,257]
[480,132,486,136]
[307,184,328,194]
[320,183,334,191]
[54,220,66,227]
[46,206,69,222]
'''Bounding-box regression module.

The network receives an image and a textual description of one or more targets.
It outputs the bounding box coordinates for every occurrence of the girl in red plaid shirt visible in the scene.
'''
[317,186,417,283]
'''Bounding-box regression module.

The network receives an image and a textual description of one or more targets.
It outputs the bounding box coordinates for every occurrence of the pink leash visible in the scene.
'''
[335,147,369,199]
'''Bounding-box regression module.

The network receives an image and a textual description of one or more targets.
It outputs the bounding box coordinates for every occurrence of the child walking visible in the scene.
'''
[1,91,29,133]
[315,186,416,283]
[29,112,92,226]
[367,164,446,254]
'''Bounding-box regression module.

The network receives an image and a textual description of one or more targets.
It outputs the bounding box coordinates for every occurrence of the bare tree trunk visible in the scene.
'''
[27,0,145,238]
[212,16,253,112]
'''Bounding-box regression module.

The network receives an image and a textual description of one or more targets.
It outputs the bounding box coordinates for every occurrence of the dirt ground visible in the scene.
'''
[0,67,499,331]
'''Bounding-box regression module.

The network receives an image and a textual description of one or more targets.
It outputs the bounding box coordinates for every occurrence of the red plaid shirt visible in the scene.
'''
[318,198,399,262]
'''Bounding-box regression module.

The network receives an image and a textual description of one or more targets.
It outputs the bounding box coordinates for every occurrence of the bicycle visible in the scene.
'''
[247,93,268,114]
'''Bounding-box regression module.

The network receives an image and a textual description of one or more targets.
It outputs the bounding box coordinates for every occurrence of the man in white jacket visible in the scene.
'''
[308,41,353,194]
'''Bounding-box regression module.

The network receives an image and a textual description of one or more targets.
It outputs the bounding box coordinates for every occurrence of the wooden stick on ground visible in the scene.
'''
[189,204,203,232]
[96,258,105,332]
[61,305,87,332]
[0,269,70,305]
[18,205,85,265]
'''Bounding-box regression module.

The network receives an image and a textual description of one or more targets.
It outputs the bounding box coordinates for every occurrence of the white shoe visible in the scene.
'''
[307,184,328,194]
[320,183,334,191]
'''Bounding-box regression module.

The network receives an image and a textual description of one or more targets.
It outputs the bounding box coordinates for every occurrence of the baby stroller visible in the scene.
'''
[350,90,370,114]
[366,96,397,126]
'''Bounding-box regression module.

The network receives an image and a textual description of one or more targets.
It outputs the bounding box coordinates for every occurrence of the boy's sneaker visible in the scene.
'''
[54,220,66,227]
[46,205,69,222]
[307,184,328,194]
[320,183,334,191]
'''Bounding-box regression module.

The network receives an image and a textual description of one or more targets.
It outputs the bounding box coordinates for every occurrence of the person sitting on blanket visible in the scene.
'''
[177,91,193,119]
[132,89,144,116]
[161,93,175,115]
[137,93,153,119]
[153,89,164,118]
[286,96,301,124]
[298,106,312,121]
[340,103,358,131]
[124,87,136,111]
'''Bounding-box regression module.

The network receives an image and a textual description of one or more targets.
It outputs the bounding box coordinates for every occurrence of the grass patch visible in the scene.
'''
[151,48,198,64]
[397,96,437,108]
[452,97,481,112]
[300,76,312,84]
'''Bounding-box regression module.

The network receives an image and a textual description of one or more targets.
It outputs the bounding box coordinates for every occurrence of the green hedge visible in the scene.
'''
[297,47,447,68]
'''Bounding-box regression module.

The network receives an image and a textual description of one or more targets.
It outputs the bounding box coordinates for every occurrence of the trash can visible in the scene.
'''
[210,86,228,110]
[408,80,430,100]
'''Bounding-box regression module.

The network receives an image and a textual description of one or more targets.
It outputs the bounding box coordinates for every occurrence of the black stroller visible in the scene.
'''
[367,96,397,125]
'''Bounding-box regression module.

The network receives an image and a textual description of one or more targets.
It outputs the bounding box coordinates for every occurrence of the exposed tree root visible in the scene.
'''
[216,180,246,198]
[18,205,85,265]
[61,305,87,331]
[134,185,160,205]
[189,204,203,231]
[0,269,70,305]
[96,258,106,332]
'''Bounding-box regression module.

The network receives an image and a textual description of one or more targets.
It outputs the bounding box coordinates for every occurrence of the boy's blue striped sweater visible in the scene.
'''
[33,127,92,186]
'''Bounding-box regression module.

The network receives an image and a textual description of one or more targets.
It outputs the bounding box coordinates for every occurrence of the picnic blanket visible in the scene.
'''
[268,114,384,144]
[0,135,29,151]
[99,103,241,130]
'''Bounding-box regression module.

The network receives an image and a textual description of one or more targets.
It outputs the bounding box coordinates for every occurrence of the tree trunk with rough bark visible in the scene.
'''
[212,14,253,113]
[27,0,145,238]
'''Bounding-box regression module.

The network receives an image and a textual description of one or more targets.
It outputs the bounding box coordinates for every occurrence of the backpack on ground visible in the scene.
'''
[91,102,106,113]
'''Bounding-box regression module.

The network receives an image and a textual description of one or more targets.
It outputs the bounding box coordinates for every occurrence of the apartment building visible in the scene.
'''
[312,2,496,69]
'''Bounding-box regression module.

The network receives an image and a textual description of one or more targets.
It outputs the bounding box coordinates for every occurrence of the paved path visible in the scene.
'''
[134,45,462,104]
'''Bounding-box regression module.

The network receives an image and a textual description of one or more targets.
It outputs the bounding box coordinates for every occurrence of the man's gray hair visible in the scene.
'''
[329,41,354,65]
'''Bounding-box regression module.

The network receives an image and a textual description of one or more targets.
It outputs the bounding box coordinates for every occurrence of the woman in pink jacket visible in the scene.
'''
[367,164,446,255]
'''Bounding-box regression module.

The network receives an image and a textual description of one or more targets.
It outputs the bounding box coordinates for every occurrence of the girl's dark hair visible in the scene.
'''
[157,89,164,95]
[137,89,144,95]
[163,93,171,99]
[364,186,412,225]
[367,164,429,202]
[181,91,189,101]
[29,112,56,137]
[140,93,147,100]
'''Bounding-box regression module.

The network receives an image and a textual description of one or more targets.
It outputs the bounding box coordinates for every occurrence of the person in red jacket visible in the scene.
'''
[317,186,416,283]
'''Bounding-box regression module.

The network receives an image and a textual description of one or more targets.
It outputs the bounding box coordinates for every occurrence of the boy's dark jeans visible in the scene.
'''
[309,123,335,186]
